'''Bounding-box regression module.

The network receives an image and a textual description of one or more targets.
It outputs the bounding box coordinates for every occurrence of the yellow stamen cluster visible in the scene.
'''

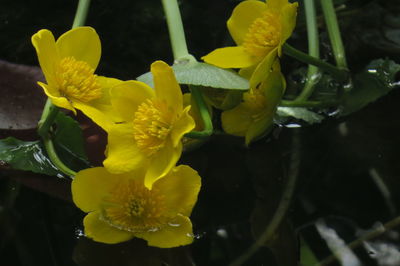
[101,179,166,233]
[133,99,175,156]
[56,56,102,102]
[242,11,281,57]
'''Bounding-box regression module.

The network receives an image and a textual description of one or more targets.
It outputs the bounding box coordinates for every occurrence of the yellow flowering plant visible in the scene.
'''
[103,61,195,188]
[31,27,121,131]
[71,165,201,247]
[222,61,285,145]
[1,0,369,262]
[202,0,298,87]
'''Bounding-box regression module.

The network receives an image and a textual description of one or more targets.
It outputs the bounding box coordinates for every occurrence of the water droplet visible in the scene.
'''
[216,228,228,239]
[74,228,84,239]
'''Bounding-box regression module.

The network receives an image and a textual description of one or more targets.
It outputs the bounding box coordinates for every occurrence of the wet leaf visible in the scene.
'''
[0,137,59,176]
[340,59,400,116]
[276,107,324,124]
[137,61,249,90]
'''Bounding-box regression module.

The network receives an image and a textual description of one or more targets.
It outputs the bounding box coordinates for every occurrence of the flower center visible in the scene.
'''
[242,11,281,57]
[133,99,175,156]
[55,56,102,102]
[101,179,166,233]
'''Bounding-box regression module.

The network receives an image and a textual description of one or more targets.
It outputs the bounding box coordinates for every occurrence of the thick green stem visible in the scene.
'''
[37,100,60,138]
[37,0,91,178]
[161,0,212,138]
[283,43,348,82]
[72,0,91,28]
[320,0,348,69]
[43,137,77,177]
[185,86,213,138]
[161,0,191,61]
[296,0,320,101]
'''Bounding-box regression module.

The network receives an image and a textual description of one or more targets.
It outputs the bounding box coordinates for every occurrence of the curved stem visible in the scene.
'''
[161,0,191,61]
[230,129,301,266]
[43,137,77,177]
[296,0,320,101]
[185,86,213,138]
[320,0,348,69]
[283,43,348,82]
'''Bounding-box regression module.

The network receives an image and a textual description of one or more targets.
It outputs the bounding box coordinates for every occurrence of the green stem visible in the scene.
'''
[161,0,192,62]
[280,99,338,108]
[72,0,91,28]
[185,86,213,138]
[296,0,320,101]
[283,43,348,82]
[161,0,213,138]
[230,129,301,266]
[320,0,348,69]
[43,137,77,177]
[37,0,91,178]
[37,100,60,138]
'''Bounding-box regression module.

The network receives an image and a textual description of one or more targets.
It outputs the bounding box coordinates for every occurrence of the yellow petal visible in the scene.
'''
[144,141,182,189]
[246,66,285,145]
[221,103,253,137]
[75,76,125,130]
[71,167,120,212]
[154,165,201,216]
[245,116,273,145]
[31,29,60,86]
[151,61,183,112]
[265,0,289,12]
[103,124,147,174]
[170,106,195,147]
[227,0,267,45]
[202,46,260,69]
[111,80,155,122]
[38,82,76,114]
[249,47,279,88]
[239,64,257,80]
[56,27,101,70]
[83,211,134,244]
[280,2,299,44]
[135,214,194,248]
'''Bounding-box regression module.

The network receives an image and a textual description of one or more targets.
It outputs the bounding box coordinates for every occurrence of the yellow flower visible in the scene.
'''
[31,27,121,130]
[103,61,195,188]
[221,61,285,145]
[71,165,201,248]
[202,0,297,87]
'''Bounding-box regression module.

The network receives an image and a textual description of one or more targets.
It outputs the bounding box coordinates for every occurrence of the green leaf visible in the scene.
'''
[340,59,400,116]
[0,137,59,176]
[137,61,249,90]
[276,107,324,124]
[53,112,90,171]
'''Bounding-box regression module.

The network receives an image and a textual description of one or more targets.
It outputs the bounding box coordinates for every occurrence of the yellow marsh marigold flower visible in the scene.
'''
[71,165,201,248]
[202,0,297,87]
[222,61,285,145]
[31,27,121,130]
[103,61,195,188]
